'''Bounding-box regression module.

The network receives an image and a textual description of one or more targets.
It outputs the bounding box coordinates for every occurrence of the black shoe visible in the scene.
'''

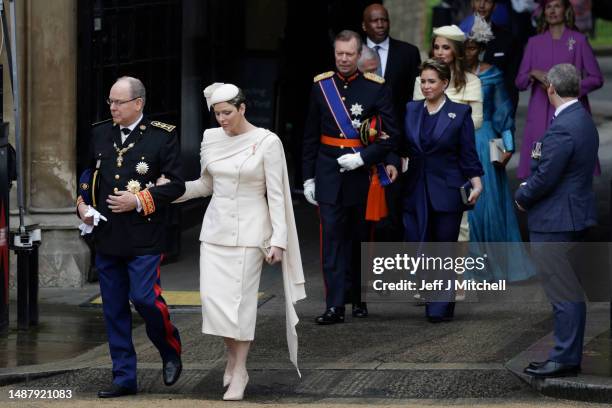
[527,360,548,369]
[352,302,368,318]
[427,316,453,323]
[163,356,183,386]
[97,384,137,398]
[523,360,580,377]
[315,307,345,325]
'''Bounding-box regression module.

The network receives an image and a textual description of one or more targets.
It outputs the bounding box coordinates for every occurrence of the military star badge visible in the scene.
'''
[136,161,149,175]
[126,180,141,194]
[350,103,364,117]
[351,118,362,129]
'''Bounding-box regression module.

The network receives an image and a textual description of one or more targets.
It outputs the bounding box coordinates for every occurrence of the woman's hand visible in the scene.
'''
[468,177,483,205]
[385,165,398,182]
[494,151,513,168]
[265,246,283,265]
[156,174,170,186]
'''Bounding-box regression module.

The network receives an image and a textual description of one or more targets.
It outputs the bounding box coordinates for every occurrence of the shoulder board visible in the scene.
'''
[363,72,385,84]
[150,121,176,132]
[313,71,334,83]
[91,118,113,127]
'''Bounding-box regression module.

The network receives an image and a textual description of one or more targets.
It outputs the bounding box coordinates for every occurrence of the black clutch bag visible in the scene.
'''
[460,180,473,206]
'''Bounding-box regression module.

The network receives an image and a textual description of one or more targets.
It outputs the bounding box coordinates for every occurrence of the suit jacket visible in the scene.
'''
[398,99,483,213]
[83,118,185,256]
[177,128,287,249]
[515,102,598,233]
[484,24,520,111]
[302,71,398,206]
[383,37,422,124]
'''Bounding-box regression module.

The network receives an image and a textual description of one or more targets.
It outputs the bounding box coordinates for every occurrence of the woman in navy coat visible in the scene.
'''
[390,59,484,322]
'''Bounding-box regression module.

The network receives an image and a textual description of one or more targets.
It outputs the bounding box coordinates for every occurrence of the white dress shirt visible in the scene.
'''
[366,36,390,77]
[119,113,143,144]
[554,99,579,118]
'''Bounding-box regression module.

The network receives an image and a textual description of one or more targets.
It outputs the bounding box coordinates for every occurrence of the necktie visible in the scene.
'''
[120,127,131,144]
[373,45,383,77]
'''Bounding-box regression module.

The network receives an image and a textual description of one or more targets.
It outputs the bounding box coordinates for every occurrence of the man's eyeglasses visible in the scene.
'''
[106,96,143,106]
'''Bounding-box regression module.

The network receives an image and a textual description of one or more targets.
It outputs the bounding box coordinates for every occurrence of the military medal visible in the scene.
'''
[114,142,135,167]
[136,161,149,175]
[531,142,542,159]
[350,103,363,116]
[351,118,362,129]
[126,180,141,194]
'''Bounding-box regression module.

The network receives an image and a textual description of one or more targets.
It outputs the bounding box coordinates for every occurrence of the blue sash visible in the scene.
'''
[318,77,392,186]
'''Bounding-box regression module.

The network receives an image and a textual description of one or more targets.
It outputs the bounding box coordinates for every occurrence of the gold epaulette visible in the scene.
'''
[313,71,334,82]
[150,121,176,132]
[363,72,385,84]
[91,118,113,127]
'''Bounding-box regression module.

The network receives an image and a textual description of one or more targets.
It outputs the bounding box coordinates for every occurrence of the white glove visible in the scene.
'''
[337,152,364,172]
[78,206,108,236]
[303,178,317,206]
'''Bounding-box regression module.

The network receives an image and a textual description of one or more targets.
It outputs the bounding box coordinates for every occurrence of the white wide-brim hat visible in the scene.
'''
[432,25,466,42]
[203,82,240,110]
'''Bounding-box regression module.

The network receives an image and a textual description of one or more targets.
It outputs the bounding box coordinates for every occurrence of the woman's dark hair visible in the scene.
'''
[420,58,451,84]
[225,88,247,109]
[536,0,576,33]
[429,34,467,92]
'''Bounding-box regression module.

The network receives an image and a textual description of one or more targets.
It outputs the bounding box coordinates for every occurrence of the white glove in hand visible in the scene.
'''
[337,152,364,172]
[303,178,317,206]
[78,206,108,236]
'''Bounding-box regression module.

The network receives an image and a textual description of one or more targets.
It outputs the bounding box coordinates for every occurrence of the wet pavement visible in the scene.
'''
[0,57,611,405]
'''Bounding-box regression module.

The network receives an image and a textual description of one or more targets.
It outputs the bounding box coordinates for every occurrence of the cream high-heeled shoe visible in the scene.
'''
[222,371,249,401]
[223,369,232,388]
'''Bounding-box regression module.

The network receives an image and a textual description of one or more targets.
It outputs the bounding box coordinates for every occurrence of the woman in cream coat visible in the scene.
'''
[174,83,306,401]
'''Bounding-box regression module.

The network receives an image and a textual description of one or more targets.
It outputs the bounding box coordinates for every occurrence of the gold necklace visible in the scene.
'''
[113,142,135,167]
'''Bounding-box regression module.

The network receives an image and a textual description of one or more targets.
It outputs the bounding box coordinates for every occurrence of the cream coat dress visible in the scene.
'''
[414,72,483,241]
[176,127,306,372]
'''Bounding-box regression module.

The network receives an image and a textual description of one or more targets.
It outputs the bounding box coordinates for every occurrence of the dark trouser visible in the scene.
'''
[97,253,182,390]
[403,209,463,319]
[373,181,404,242]
[319,202,367,308]
[529,230,587,366]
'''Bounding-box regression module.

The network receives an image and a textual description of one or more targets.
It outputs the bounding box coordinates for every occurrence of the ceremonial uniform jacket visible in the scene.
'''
[80,118,185,256]
[302,71,398,206]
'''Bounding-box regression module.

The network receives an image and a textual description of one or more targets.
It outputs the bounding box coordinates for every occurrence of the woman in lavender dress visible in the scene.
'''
[515,0,603,179]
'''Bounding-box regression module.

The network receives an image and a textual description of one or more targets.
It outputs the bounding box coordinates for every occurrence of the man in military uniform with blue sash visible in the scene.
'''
[77,76,185,397]
[303,30,398,324]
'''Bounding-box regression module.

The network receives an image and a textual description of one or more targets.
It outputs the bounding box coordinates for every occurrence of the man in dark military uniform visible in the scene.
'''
[77,76,185,398]
[302,30,398,325]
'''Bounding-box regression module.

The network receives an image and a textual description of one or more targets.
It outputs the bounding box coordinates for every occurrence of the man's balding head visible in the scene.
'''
[362,3,389,44]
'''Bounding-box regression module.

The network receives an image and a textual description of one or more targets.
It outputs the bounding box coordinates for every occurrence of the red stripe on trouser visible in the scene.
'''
[154,257,182,355]
[318,207,328,298]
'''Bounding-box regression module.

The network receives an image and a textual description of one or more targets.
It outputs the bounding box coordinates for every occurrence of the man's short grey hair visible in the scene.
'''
[546,64,580,98]
[358,45,378,70]
[334,30,363,51]
[116,76,146,105]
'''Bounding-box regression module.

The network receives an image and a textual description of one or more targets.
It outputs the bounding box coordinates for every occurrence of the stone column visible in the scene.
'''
[385,0,426,52]
[4,0,89,288]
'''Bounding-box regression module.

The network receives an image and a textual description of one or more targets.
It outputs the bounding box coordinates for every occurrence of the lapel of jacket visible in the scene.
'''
[429,98,453,147]
[384,38,394,81]
[408,102,424,152]
[122,117,146,148]
[112,123,123,149]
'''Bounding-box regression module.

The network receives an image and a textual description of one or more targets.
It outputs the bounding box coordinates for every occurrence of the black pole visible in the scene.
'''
[0,120,9,334]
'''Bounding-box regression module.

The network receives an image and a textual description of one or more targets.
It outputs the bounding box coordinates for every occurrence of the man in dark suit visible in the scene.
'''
[515,64,599,378]
[460,0,521,111]
[303,30,398,324]
[77,76,185,397]
[362,3,421,242]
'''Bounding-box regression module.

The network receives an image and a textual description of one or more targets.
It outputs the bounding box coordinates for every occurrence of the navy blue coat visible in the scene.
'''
[515,102,598,233]
[398,99,483,213]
